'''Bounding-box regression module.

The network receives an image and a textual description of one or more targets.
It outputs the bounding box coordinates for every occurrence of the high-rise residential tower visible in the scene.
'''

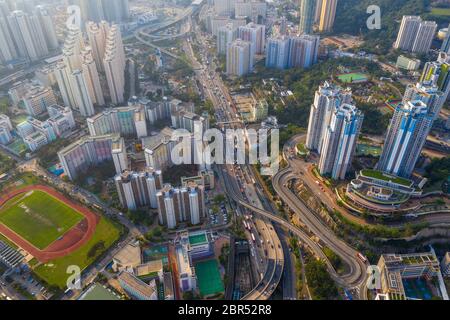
[81,47,105,106]
[299,0,316,34]
[394,16,437,54]
[318,103,363,180]
[238,22,266,55]
[86,21,108,72]
[265,36,290,69]
[287,34,320,68]
[217,23,236,55]
[377,100,433,178]
[103,24,126,105]
[35,5,58,50]
[226,39,254,76]
[318,0,338,32]
[306,82,352,152]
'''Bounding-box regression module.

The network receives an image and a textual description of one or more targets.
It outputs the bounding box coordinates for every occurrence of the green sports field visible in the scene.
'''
[195,259,224,297]
[0,190,84,249]
[431,7,450,16]
[356,144,382,157]
[33,217,122,289]
[337,72,368,83]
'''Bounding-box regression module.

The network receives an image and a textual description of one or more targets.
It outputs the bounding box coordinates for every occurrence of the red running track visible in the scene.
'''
[0,185,99,263]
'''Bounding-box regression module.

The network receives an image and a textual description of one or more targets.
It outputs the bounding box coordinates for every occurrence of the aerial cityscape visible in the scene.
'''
[0,0,450,304]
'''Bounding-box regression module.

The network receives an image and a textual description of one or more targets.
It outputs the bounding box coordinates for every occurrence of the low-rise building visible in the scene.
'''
[22,85,57,117]
[181,170,215,190]
[0,126,12,145]
[396,55,421,71]
[134,260,164,282]
[112,242,142,273]
[377,252,440,300]
[47,105,76,137]
[175,241,196,292]
[442,252,450,277]
[23,131,48,152]
[345,169,421,214]
[118,271,158,300]
[234,93,268,122]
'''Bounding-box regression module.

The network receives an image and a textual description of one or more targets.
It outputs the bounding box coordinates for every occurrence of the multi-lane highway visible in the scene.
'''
[217,166,283,300]
[178,9,286,299]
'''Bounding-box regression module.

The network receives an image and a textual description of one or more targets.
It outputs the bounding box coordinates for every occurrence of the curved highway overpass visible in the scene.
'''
[220,166,368,298]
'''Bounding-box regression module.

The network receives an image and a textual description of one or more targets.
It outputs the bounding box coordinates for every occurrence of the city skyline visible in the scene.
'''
[0,0,449,304]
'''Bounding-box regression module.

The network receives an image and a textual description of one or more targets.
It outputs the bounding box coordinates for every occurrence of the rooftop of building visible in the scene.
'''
[360,169,413,187]
[118,271,156,298]
[163,272,174,298]
[78,283,120,300]
[382,252,438,267]
[58,133,120,155]
[142,127,175,150]
[134,260,164,278]
[113,242,142,267]
[175,243,193,276]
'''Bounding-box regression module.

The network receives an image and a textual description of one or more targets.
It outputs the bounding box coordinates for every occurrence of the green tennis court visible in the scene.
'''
[195,259,224,297]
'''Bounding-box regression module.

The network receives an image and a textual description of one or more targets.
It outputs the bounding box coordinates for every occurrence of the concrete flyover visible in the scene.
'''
[272,169,369,297]
[218,167,284,300]
[219,167,364,299]
[276,134,371,298]
[219,139,369,299]
[132,4,200,61]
